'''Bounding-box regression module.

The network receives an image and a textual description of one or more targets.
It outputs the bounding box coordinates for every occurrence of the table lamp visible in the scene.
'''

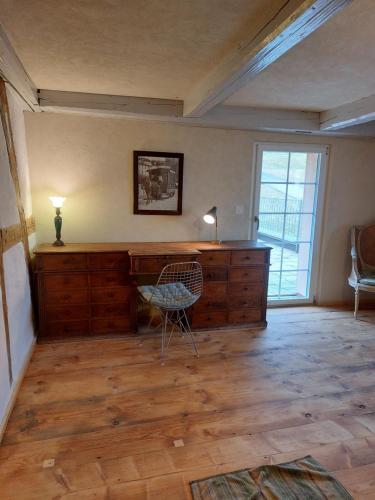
[49,196,66,246]
[203,206,220,243]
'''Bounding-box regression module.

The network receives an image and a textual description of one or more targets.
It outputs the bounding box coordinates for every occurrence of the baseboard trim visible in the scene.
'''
[0,336,36,444]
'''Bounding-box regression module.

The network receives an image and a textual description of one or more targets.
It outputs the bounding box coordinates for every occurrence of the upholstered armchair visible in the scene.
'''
[348,224,375,318]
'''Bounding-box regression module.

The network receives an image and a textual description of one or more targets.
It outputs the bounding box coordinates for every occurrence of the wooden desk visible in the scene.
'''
[34,241,271,339]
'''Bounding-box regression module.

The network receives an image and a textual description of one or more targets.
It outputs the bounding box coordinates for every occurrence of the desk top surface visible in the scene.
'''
[34,240,271,254]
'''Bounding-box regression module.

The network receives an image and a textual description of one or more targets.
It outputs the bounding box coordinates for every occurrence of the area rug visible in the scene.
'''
[190,455,353,499]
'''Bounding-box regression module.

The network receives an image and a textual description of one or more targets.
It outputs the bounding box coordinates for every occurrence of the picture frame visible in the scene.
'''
[133,150,184,215]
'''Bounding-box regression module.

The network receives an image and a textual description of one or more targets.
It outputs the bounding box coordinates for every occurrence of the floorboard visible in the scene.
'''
[1,306,375,499]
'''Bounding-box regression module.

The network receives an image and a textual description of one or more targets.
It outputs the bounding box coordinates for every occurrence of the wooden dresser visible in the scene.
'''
[34,241,271,339]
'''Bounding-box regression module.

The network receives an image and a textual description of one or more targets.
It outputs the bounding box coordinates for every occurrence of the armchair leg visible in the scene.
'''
[354,289,360,319]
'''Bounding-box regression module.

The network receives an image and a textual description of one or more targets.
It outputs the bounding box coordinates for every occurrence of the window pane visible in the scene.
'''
[289,152,318,183]
[286,184,316,213]
[259,214,285,240]
[282,242,311,271]
[259,184,286,213]
[268,272,280,296]
[284,213,314,242]
[261,151,289,182]
[280,271,309,297]
[269,241,282,271]
[280,244,298,271]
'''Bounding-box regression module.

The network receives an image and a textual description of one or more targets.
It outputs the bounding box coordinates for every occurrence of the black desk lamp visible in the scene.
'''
[203,206,220,243]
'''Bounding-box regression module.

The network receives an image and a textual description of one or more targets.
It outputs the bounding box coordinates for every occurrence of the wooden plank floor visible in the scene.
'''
[1,306,375,499]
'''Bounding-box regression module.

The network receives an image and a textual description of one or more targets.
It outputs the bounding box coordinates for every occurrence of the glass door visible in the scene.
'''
[252,143,328,303]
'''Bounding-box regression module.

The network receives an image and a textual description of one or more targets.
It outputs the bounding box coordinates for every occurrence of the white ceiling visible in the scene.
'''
[225,0,375,111]
[0,0,285,100]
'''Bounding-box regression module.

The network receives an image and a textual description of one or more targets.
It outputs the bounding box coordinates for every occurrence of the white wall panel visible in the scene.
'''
[0,289,11,421]
[3,243,33,380]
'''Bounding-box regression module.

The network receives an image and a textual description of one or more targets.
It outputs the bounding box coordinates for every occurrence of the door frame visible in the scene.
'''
[250,142,329,306]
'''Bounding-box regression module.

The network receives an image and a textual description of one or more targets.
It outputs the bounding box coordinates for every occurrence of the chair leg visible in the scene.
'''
[181,309,199,358]
[354,289,360,319]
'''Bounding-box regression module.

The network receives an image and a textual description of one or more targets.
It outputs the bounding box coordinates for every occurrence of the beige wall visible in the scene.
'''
[25,112,375,305]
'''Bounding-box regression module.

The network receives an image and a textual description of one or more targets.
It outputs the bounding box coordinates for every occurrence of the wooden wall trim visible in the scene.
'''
[26,215,36,236]
[0,216,36,254]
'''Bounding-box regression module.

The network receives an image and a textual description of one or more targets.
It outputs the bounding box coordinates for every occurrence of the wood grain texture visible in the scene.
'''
[1,306,375,499]
[1,216,36,253]
[34,241,271,254]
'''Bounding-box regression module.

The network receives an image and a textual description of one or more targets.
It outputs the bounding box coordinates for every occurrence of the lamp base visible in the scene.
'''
[53,239,65,246]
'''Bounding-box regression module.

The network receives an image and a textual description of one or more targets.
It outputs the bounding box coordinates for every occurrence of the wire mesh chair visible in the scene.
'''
[138,261,203,363]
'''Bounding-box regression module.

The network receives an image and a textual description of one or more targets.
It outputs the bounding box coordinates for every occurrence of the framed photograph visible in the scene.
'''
[133,150,184,215]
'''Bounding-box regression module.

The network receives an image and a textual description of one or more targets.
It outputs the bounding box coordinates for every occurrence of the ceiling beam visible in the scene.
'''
[183,0,352,118]
[39,89,320,132]
[320,94,375,130]
[37,88,375,137]
[39,90,182,117]
[0,24,39,110]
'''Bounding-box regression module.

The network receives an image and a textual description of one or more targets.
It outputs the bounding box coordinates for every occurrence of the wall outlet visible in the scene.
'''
[235,205,244,215]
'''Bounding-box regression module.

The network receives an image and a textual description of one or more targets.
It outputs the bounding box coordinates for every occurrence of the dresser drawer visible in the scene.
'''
[91,286,132,304]
[88,253,129,270]
[90,271,129,287]
[133,255,195,274]
[228,282,264,296]
[228,308,262,324]
[193,297,227,313]
[91,303,130,318]
[202,267,228,282]
[198,251,230,266]
[228,295,261,309]
[92,317,131,334]
[46,304,90,321]
[38,254,87,271]
[43,273,89,289]
[229,267,264,283]
[45,288,89,305]
[192,311,227,328]
[231,250,266,266]
[202,282,227,299]
[43,320,90,337]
